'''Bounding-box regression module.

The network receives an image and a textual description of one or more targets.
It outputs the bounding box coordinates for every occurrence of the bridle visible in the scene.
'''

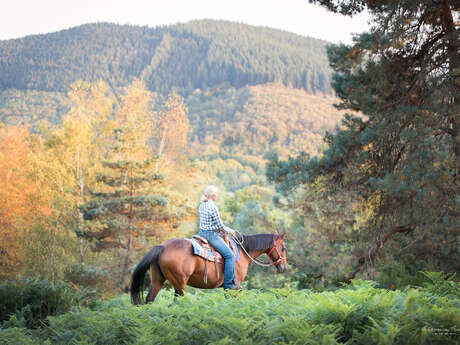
[267,244,286,267]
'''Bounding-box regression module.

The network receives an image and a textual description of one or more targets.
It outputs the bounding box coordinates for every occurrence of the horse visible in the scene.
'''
[130,232,287,304]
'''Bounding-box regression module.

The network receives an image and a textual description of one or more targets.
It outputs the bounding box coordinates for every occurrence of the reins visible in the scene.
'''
[232,230,285,267]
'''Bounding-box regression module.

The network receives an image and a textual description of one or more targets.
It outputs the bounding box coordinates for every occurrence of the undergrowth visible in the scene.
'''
[0,277,99,329]
[1,275,459,344]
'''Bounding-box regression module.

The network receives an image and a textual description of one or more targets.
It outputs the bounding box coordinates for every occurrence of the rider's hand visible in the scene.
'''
[227,229,235,236]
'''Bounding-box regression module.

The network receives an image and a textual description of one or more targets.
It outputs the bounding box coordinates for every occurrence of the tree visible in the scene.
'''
[80,80,167,291]
[153,92,189,173]
[0,127,52,278]
[42,80,115,264]
[269,1,459,280]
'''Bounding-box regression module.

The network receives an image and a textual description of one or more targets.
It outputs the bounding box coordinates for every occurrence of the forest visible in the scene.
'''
[0,1,459,344]
[0,20,333,95]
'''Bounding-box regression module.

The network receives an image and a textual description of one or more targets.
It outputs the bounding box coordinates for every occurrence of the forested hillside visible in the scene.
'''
[0,19,339,160]
[187,83,345,157]
[0,20,332,95]
[0,84,344,159]
[0,89,67,126]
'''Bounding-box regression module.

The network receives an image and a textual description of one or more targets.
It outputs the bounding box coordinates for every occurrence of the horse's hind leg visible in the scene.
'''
[174,288,184,297]
[146,284,163,302]
[146,264,165,303]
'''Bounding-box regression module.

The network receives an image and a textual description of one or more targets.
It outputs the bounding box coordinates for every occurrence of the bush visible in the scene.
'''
[44,309,139,345]
[420,271,460,298]
[41,280,460,344]
[0,277,99,329]
[376,262,429,289]
[0,327,38,345]
[3,276,459,344]
[64,264,110,290]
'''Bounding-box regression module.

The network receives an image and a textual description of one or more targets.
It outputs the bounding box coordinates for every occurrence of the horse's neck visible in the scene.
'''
[236,248,267,283]
[238,234,273,260]
[247,248,267,259]
[239,248,268,262]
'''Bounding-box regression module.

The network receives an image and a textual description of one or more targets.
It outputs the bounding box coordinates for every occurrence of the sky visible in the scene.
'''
[0,0,370,43]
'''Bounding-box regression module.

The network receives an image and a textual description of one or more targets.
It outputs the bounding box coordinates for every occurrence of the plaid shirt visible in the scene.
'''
[199,200,226,232]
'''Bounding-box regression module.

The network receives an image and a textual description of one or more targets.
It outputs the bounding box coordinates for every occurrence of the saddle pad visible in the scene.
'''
[188,238,239,263]
[192,235,208,244]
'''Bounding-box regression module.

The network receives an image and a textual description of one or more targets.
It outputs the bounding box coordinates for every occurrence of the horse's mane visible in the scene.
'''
[239,233,275,252]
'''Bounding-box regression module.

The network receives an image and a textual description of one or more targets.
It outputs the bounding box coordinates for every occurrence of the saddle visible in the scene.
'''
[189,235,240,263]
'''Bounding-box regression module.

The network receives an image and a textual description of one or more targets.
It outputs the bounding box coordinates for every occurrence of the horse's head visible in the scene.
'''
[268,232,287,273]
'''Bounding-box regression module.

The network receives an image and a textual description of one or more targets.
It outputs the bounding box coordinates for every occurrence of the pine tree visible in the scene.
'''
[269,1,459,279]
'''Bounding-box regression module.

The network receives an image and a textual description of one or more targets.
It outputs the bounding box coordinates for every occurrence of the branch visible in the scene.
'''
[343,224,414,283]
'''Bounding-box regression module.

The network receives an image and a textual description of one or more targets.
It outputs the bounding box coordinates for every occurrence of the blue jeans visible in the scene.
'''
[199,229,235,288]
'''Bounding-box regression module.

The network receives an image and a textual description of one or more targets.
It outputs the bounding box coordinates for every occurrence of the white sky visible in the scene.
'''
[0,0,370,43]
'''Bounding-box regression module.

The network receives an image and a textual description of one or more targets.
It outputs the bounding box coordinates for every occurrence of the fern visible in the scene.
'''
[2,283,459,344]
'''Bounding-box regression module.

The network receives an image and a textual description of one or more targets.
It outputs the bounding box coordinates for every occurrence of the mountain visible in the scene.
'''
[0,20,333,95]
[0,20,344,164]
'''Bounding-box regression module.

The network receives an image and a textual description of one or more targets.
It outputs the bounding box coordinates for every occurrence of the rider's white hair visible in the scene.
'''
[200,185,218,202]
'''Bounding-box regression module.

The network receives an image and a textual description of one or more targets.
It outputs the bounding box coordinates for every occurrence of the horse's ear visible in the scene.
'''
[275,232,285,241]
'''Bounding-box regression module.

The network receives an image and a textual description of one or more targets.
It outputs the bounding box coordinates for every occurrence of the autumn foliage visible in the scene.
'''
[0,127,52,277]
[0,80,198,285]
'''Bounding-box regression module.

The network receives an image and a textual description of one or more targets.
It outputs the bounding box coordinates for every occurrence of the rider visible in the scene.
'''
[198,185,241,290]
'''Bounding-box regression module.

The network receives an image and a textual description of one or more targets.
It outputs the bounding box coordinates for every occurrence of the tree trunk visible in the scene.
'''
[76,148,87,264]
[118,167,135,292]
[118,232,133,292]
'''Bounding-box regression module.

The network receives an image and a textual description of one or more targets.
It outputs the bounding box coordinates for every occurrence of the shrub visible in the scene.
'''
[0,277,99,329]
[0,327,38,345]
[420,271,460,298]
[42,281,460,344]
[64,264,110,290]
[44,309,139,345]
[3,276,459,344]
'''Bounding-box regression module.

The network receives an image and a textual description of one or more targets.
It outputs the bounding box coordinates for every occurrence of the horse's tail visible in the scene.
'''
[130,245,164,305]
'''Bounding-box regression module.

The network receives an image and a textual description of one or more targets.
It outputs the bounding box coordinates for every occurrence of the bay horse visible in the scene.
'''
[130,232,287,304]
